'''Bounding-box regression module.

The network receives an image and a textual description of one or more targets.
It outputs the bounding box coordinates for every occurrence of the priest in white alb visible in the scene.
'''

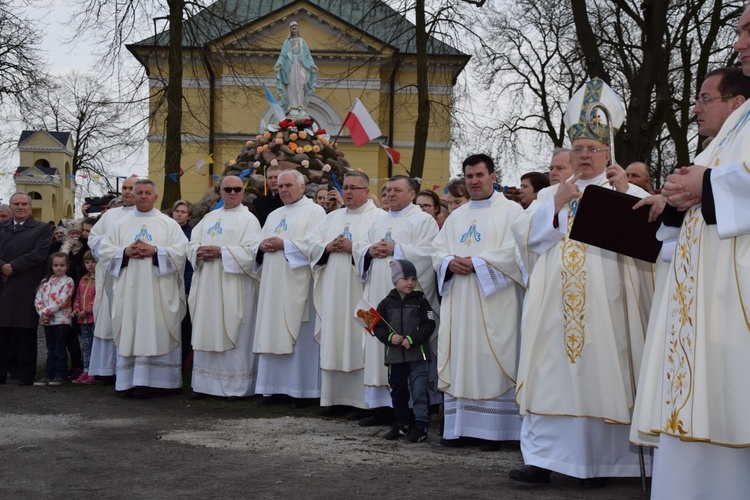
[311,171,387,416]
[433,154,524,451]
[253,169,325,402]
[631,9,750,498]
[87,176,137,377]
[510,78,653,487]
[353,175,439,426]
[188,175,261,400]
[98,179,189,395]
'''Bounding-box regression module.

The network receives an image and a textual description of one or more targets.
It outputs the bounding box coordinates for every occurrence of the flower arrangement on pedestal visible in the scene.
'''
[191,118,353,219]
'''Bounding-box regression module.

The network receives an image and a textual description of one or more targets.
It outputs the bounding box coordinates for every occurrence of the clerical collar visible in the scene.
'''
[346,200,372,214]
[134,208,158,217]
[123,205,135,211]
[287,196,306,208]
[469,191,499,209]
[224,204,244,212]
[576,172,606,188]
[389,204,412,218]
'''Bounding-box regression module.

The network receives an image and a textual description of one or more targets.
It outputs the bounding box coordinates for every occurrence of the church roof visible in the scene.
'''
[16,166,59,175]
[128,0,467,57]
[19,130,71,148]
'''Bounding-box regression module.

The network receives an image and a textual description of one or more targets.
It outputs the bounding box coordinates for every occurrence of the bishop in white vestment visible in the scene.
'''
[189,176,261,398]
[632,17,750,496]
[433,155,525,446]
[311,172,387,411]
[253,170,325,399]
[354,176,439,413]
[510,79,653,485]
[99,180,189,392]
[87,176,137,377]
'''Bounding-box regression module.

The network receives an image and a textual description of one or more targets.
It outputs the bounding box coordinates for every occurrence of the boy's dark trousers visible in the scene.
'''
[388,360,430,430]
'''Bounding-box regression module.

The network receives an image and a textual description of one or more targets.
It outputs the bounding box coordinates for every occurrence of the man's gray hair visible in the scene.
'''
[0,203,10,214]
[9,192,32,204]
[134,178,157,190]
[344,170,370,186]
[279,169,305,187]
[551,147,573,162]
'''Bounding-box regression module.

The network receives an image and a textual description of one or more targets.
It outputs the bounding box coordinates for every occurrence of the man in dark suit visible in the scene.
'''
[0,192,53,385]
[252,165,284,227]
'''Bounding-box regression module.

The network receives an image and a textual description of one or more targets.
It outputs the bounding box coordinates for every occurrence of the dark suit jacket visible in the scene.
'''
[0,217,53,329]
[253,193,284,227]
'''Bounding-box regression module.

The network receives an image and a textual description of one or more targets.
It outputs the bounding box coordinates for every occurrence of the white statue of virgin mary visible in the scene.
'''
[274,22,319,114]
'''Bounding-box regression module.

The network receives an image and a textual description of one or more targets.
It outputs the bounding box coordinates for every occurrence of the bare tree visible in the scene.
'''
[21,72,147,194]
[479,0,744,186]
[0,0,47,107]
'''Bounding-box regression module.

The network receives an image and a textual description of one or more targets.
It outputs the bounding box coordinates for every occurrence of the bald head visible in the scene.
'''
[121,176,138,207]
[220,175,245,209]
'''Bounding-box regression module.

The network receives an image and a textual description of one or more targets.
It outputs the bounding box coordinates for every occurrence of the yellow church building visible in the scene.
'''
[14,130,75,222]
[127,0,469,201]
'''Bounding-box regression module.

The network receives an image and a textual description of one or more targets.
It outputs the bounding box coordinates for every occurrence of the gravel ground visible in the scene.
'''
[0,332,651,499]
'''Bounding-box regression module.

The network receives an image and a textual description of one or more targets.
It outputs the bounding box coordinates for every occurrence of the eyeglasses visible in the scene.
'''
[572,147,610,155]
[341,186,367,191]
[223,187,243,194]
[418,204,435,210]
[694,94,734,107]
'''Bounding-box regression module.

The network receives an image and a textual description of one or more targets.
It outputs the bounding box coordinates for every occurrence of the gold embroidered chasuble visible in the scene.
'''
[633,100,750,447]
[99,209,189,357]
[353,204,439,388]
[252,197,326,355]
[433,193,524,400]
[513,175,653,423]
[311,200,388,373]
[188,205,261,353]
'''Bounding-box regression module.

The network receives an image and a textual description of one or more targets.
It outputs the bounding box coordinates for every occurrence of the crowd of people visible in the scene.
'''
[1,9,749,497]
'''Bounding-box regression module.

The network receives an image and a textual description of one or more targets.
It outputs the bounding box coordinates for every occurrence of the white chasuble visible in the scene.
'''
[189,205,260,352]
[253,197,325,354]
[433,192,524,400]
[513,174,654,423]
[311,200,387,373]
[633,100,750,449]
[354,204,439,389]
[99,209,188,358]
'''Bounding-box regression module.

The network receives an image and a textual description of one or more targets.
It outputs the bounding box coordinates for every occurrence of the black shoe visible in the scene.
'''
[406,426,428,443]
[288,398,312,409]
[188,392,207,401]
[116,388,135,398]
[343,409,373,421]
[260,395,288,406]
[17,380,33,386]
[579,477,608,488]
[225,396,241,403]
[358,408,394,427]
[478,440,502,452]
[440,437,471,448]
[509,465,551,484]
[318,405,347,417]
[383,425,409,441]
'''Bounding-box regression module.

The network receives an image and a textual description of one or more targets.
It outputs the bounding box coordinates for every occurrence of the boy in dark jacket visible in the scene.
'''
[374,259,435,443]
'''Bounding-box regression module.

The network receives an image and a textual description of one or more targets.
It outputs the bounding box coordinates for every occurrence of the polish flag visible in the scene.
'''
[354,298,382,335]
[343,98,382,147]
[379,142,401,165]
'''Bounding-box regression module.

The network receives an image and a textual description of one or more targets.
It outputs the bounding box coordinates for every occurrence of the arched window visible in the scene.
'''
[28,191,43,200]
[34,159,51,169]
